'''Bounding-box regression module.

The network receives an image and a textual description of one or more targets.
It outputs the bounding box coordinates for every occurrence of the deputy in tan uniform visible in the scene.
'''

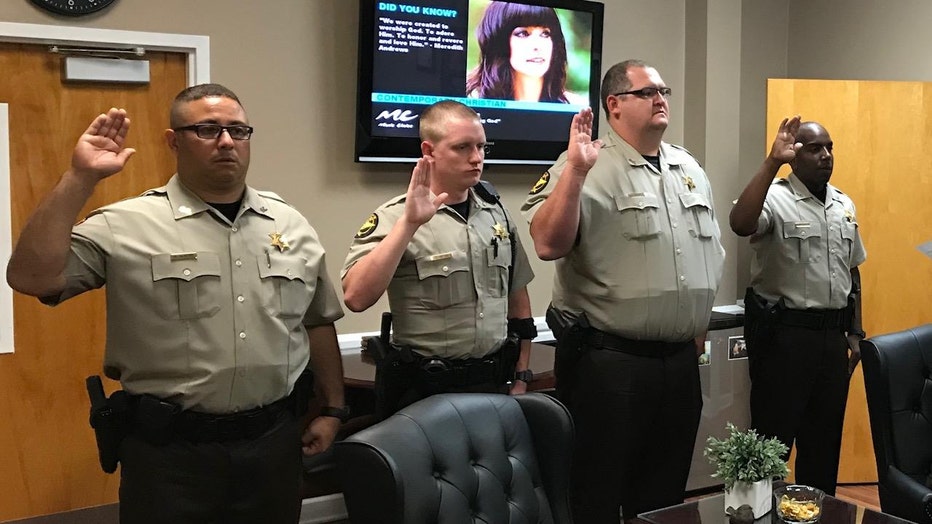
[342,100,535,416]
[730,116,866,496]
[523,59,725,523]
[6,84,346,524]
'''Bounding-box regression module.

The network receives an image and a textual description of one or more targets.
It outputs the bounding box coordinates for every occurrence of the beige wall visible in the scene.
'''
[0,0,691,335]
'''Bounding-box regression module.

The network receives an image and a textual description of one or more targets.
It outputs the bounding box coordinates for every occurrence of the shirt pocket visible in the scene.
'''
[782,222,822,263]
[679,193,716,239]
[614,193,661,239]
[151,252,222,320]
[414,252,473,309]
[840,219,858,258]
[257,254,310,319]
[486,240,511,298]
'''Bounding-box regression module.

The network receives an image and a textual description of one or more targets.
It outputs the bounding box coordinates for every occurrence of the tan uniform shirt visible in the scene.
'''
[342,188,534,359]
[45,175,344,413]
[750,173,866,309]
[523,129,725,342]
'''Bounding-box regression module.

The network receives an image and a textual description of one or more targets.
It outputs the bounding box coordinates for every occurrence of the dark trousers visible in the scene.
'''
[747,319,850,495]
[562,340,701,522]
[118,408,303,524]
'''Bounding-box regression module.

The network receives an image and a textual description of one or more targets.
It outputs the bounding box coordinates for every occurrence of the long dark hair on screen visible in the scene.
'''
[466,2,568,102]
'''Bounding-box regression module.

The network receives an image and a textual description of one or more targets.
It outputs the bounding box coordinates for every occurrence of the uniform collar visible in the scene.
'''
[154,174,275,220]
[603,127,689,170]
[786,173,842,209]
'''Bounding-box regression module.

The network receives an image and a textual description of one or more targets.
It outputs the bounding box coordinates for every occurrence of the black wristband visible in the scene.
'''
[507,317,538,340]
[319,405,351,422]
[514,369,533,383]
[849,329,866,339]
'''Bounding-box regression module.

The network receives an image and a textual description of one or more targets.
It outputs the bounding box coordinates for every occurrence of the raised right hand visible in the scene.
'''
[403,156,448,226]
[768,115,802,164]
[71,108,136,182]
[565,107,602,176]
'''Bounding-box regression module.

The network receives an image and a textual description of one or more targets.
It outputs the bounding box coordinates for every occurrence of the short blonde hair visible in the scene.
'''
[419,100,480,143]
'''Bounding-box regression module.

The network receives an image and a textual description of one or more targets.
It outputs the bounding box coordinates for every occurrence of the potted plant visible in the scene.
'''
[704,422,790,519]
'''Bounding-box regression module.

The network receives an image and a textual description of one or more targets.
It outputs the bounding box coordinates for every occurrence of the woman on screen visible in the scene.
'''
[466,2,573,103]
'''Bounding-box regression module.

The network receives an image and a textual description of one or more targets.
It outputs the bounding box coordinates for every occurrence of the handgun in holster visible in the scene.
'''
[743,287,782,344]
[498,336,521,384]
[86,375,129,474]
[366,312,416,420]
[545,304,590,391]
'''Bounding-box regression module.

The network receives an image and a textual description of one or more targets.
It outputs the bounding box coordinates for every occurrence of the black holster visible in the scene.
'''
[86,376,130,474]
[369,336,417,421]
[545,304,590,391]
[743,287,782,345]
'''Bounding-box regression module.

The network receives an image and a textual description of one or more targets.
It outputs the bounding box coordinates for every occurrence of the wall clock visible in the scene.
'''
[30,0,117,16]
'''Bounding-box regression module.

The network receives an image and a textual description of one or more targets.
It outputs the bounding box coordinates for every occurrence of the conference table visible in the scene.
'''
[637,490,911,524]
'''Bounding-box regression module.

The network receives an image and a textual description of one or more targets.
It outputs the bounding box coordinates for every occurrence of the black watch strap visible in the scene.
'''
[515,369,533,383]
[319,405,351,422]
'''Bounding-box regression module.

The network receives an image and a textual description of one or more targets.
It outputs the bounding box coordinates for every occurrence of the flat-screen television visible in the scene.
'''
[355,0,604,165]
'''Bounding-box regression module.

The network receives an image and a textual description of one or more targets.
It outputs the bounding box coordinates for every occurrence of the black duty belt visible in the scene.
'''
[131,394,292,444]
[778,307,847,330]
[413,352,501,388]
[584,328,692,358]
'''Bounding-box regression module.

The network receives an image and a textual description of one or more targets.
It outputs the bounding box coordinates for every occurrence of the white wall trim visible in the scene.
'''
[0,105,12,354]
[0,21,209,85]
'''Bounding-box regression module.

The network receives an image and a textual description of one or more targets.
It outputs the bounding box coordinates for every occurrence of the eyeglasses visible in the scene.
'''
[613,87,672,99]
[173,124,254,140]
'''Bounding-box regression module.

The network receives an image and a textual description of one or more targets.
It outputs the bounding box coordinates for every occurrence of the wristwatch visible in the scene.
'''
[849,328,866,339]
[319,405,351,423]
[514,369,533,383]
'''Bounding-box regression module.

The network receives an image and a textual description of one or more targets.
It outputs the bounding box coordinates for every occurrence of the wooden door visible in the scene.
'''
[0,43,186,521]
[767,79,932,483]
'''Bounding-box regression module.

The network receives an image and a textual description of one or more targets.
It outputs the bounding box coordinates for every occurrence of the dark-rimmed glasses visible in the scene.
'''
[173,124,254,140]
[613,87,672,99]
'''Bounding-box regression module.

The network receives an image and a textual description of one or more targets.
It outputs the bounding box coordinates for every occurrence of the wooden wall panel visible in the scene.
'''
[0,43,186,520]
[767,79,932,483]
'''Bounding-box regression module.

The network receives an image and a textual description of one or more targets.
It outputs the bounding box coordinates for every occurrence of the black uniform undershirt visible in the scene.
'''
[208,200,242,224]
[643,154,661,172]
[449,200,470,220]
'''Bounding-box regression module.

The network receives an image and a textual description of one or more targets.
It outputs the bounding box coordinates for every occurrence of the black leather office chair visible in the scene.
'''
[861,324,932,524]
[334,392,574,524]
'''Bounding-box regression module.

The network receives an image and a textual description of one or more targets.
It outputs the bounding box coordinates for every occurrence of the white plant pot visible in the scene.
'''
[724,478,773,518]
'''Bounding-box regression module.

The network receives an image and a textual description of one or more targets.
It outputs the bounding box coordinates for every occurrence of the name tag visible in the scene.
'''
[170,252,198,262]
[427,252,453,262]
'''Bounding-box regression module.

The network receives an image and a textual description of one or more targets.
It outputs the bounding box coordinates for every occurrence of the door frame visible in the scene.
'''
[0,21,209,84]
[0,22,209,353]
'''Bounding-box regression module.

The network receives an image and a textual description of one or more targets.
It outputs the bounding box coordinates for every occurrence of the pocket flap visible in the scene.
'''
[151,252,221,282]
[782,222,821,240]
[415,251,469,280]
[257,254,307,282]
[614,193,659,211]
[678,192,711,210]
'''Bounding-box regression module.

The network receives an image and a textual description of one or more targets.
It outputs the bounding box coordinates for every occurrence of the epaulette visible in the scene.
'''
[256,189,288,204]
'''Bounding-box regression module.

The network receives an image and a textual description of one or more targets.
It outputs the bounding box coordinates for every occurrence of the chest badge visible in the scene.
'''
[269,232,290,252]
[682,175,696,191]
[492,223,510,240]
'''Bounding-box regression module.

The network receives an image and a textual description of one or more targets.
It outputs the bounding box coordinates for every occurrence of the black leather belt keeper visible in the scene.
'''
[778,307,847,330]
[584,328,691,358]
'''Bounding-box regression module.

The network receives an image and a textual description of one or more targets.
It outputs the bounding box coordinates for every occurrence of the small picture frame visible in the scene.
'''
[728,336,747,360]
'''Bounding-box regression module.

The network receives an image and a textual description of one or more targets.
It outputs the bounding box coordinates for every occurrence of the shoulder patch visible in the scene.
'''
[529,171,551,195]
[356,213,379,238]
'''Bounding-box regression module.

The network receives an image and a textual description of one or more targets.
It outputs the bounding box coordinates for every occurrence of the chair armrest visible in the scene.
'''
[883,466,932,524]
